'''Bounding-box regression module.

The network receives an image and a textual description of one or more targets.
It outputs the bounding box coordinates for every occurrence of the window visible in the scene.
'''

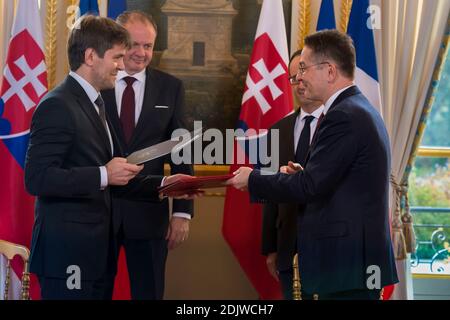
[193,42,205,66]
[409,49,450,275]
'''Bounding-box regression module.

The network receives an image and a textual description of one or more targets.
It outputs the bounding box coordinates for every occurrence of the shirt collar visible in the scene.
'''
[323,84,354,115]
[117,68,146,84]
[299,105,324,121]
[69,71,100,104]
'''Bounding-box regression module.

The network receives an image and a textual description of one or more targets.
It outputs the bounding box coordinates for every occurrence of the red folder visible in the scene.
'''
[158,174,234,197]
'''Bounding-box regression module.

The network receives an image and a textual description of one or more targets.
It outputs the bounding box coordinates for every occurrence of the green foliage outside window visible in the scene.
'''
[408,50,449,267]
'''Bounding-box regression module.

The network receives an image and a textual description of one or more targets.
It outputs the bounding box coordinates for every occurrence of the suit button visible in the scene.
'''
[124,152,129,156]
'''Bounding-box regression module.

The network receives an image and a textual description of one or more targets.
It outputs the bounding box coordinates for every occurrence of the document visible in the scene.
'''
[126,129,202,165]
[158,174,234,197]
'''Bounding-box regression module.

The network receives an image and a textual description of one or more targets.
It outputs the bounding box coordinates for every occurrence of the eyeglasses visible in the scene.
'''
[289,75,300,85]
[297,62,330,75]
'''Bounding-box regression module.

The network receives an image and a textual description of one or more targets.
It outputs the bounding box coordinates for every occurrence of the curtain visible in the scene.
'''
[0,0,16,75]
[374,0,450,299]
[291,0,450,299]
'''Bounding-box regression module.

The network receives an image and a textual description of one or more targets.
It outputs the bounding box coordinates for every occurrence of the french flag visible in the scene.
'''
[0,0,47,299]
[346,0,383,116]
[317,0,336,30]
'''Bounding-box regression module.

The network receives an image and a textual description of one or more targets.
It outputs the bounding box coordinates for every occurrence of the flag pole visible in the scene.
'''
[45,0,57,90]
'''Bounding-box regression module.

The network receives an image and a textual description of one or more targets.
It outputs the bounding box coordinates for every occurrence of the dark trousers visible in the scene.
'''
[278,267,294,300]
[39,276,114,300]
[39,219,116,300]
[302,289,382,300]
[114,224,168,300]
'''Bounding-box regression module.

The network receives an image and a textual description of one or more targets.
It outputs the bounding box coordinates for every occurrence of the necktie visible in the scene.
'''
[310,113,324,145]
[295,115,314,166]
[95,94,108,133]
[120,76,136,144]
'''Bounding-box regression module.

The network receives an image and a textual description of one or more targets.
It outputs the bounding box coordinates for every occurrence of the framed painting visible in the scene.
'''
[127,0,292,134]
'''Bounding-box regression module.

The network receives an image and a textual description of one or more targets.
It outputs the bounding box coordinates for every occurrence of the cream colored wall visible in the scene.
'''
[0,0,16,75]
[165,187,258,299]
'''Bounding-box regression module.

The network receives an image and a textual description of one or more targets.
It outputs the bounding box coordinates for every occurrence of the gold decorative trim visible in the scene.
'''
[164,164,230,176]
[45,0,57,90]
[298,0,311,49]
[194,164,230,175]
[412,273,450,280]
[417,147,450,158]
[203,191,226,197]
[340,0,353,33]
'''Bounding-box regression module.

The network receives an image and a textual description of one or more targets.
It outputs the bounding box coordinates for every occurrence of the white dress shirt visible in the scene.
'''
[115,69,190,220]
[294,105,325,151]
[69,71,112,189]
[323,84,355,115]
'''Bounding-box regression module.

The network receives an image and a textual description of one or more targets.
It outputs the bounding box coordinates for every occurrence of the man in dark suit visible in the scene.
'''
[101,11,193,300]
[262,49,323,300]
[230,30,398,300]
[24,16,192,300]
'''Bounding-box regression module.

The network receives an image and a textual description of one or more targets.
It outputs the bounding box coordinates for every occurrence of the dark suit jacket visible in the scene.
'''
[249,86,398,294]
[24,76,162,280]
[102,68,193,239]
[261,112,298,271]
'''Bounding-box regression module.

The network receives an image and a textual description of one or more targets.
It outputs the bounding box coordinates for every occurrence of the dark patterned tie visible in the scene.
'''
[95,94,108,133]
[120,76,136,144]
[295,115,314,166]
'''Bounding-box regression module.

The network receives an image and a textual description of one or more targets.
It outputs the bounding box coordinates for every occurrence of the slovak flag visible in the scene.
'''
[222,0,293,299]
[0,0,47,299]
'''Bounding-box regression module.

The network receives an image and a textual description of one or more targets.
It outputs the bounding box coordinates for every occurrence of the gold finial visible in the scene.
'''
[292,254,302,300]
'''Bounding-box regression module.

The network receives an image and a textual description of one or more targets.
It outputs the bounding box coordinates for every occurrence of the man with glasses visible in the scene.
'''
[261,49,323,300]
[229,30,398,300]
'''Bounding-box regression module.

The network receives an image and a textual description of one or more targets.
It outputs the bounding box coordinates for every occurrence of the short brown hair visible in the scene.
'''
[289,49,302,69]
[116,10,158,34]
[304,29,356,78]
[68,15,131,71]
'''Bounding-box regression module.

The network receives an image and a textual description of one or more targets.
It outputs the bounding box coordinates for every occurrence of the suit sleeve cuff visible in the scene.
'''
[248,170,267,204]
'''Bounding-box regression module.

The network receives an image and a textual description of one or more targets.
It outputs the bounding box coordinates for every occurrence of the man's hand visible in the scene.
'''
[226,167,253,191]
[106,157,143,185]
[266,252,279,281]
[280,161,303,174]
[160,174,204,200]
[163,174,189,186]
[166,216,190,250]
